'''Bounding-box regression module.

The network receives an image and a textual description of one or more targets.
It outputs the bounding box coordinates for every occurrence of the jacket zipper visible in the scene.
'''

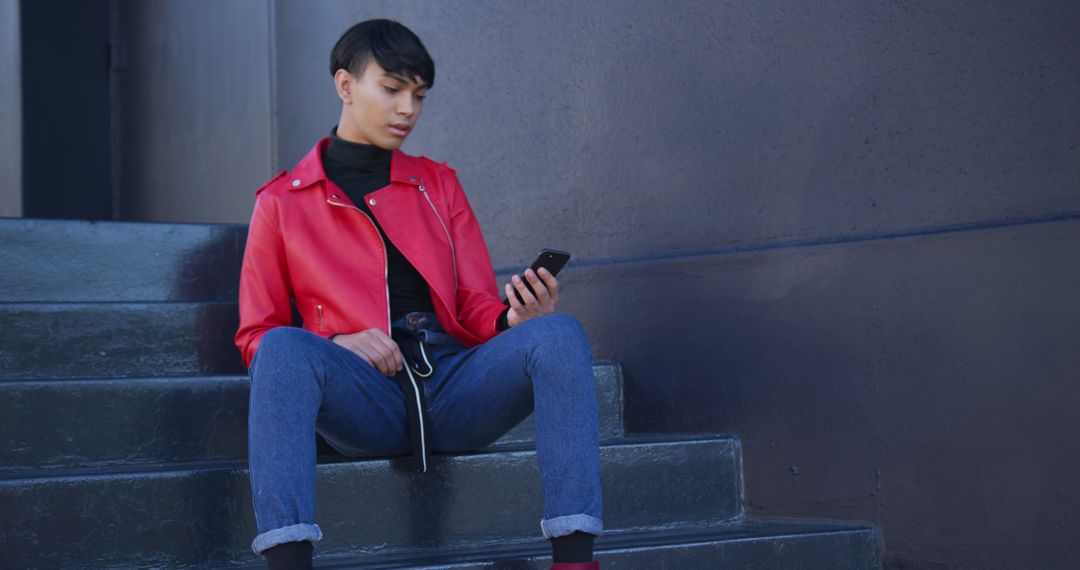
[418,184,458,290]
[316,303,324,331]
[326,199,391,334]
[329,196,427,473]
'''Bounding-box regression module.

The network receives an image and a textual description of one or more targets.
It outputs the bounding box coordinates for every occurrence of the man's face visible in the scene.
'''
[335,59,429,150]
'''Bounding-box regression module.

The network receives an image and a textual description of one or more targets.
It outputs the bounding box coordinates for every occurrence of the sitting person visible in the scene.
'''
[235,18,603,570]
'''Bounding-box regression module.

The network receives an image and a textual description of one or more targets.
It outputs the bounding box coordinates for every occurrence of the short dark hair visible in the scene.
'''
[330,19,435,88]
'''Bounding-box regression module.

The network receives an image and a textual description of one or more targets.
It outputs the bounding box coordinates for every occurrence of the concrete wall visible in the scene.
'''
[115,0,272,223]
[267,3,1080,568]
[0,0,20,218]
[107,1,1079,567]
[555,216,1080,569]
[271,0,1080,266]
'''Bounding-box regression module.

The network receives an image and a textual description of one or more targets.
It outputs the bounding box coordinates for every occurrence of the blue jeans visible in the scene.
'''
[246,313,603,554]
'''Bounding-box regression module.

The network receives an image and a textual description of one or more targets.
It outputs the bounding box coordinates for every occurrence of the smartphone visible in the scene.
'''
[502,249,572,305]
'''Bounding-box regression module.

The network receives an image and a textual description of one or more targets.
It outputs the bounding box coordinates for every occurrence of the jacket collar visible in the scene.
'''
[288,137,425,191]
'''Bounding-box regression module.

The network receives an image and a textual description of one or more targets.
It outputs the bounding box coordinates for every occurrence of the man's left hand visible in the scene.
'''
[505,267,559,327]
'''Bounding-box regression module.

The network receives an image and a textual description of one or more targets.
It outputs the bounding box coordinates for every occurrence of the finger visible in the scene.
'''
[505,282,526,323]
[364,338,397,376]
[346,342,372,365]
[371,347,395,376]
[504,283,523,326]
[506,280,524,310]
[392,344,403,372]
[387,341,403,372]
[376,349,395,376]
[372,333,403,372]
[352,343,387,374]
[360,331,398,375]
[539,268,559,305]
[513,274,539,308]
[537,267,559,290]
[524,269,551,304]
[353,334,386,374]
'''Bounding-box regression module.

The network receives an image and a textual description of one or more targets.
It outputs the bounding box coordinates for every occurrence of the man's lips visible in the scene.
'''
[389,123,412,137]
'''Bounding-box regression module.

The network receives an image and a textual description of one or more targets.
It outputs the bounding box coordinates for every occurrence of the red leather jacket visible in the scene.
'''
[235,138,506,368]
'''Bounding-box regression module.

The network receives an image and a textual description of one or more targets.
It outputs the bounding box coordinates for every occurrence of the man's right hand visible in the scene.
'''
[332,328,403,377]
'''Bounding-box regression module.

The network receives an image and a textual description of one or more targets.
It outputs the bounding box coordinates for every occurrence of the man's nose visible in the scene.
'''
[397,96,414,117]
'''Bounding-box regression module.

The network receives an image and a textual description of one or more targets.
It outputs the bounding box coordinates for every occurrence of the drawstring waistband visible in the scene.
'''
[389,312,442,472]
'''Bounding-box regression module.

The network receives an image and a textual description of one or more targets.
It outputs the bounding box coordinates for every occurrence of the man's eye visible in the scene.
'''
[415,94,427,101]
[384,86,399,94]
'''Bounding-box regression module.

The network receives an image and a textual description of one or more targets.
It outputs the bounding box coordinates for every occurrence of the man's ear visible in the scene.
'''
[334,68,354,101]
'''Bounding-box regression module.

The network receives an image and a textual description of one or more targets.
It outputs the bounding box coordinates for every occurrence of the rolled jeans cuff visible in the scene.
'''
[251,522,323,554]
[540,514,604,539]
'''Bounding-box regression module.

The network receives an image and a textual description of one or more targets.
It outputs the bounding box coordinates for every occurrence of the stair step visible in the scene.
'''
[0,302,243,379]
[1,364,624,473]
[1,219,883,569]
[0,436,741,569]
[0,218,246,303]
[316,520,880,569]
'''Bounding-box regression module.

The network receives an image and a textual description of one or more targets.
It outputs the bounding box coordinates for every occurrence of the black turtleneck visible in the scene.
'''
[322,128,436,321]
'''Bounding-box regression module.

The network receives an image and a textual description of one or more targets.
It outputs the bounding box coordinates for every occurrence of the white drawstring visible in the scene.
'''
[402,364,428,473]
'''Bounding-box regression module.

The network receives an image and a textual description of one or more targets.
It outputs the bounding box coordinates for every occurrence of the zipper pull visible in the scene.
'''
[316,304,324,331]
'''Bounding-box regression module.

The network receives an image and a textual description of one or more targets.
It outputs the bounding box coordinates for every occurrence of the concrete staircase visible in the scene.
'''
[0,218,881,568]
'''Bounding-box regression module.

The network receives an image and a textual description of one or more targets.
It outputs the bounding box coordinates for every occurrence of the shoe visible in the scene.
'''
[550,563,599,570]
[264,540,312,570]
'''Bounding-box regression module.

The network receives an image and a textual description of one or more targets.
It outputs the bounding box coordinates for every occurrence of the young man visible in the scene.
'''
[235,19,602,569]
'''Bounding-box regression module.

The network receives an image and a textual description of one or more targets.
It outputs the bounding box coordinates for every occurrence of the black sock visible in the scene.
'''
[550,531,595,563]
[264,540,313,570]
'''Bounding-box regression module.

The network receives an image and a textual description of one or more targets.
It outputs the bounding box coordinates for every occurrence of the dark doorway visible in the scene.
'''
[20,0,113,220]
